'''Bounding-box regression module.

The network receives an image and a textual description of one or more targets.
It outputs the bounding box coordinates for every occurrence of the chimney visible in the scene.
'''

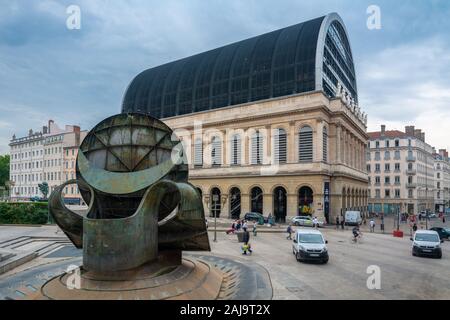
[48,120,54,134]
[414,129,422,140]
[381,125,386,136]
[43,126,48,134]
[420,133,425,142]
[405,125,415,136]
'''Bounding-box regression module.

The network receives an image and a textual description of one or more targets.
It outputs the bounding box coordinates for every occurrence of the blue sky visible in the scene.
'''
[1,0,450,154]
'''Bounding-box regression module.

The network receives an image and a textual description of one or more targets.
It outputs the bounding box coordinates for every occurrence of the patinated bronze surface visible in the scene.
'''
[49,113,209,273]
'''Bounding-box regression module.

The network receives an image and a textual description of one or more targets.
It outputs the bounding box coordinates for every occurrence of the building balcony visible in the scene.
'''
[406,156,416,162]
[394,182,401,186]
[406,183,417,188]
[384,182,391,186]
[406,169,416,175]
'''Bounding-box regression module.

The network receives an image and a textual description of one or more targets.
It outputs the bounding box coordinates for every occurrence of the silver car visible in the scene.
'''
[291,216,324,227]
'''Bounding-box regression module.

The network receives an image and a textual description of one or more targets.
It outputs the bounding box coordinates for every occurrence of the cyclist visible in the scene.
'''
[352,225,361,242]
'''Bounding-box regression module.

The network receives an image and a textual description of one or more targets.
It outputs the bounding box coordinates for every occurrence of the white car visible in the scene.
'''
[411,230,442,259]
[291,216,324,227]
[292,228,329,263]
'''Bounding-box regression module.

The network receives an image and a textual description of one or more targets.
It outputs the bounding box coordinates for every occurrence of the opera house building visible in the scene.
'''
[121,13,369,224]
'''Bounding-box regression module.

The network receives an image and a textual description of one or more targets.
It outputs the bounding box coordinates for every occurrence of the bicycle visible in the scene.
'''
[350,232,364,244]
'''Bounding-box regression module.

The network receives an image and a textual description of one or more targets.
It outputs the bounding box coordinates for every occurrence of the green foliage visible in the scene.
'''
[0,202,48,224]
[0,155,10,187]
[38,182,49,199]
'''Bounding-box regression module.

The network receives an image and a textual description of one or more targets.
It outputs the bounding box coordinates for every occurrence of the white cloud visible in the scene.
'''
[361,36,450,149]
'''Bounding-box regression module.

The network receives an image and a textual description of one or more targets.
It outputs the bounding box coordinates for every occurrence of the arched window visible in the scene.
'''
[298,126,313,162]
[230,134,241,165]
[230,187,241,219]
[251,130,263,165]
[250,187,263,213]
[322,126,328,162]
[274,128,287,164]
[194,138,203,167]
[211,136,222,166]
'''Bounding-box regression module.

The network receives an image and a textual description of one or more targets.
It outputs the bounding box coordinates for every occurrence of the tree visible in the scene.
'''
[38,182,49,199]
[0,155,10,187]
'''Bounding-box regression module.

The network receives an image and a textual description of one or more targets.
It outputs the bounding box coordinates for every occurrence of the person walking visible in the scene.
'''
[286,224,293,240]
[335,215,340,230]
[252,223,257,237]
[242,220,248,232]
[236,220,242,231]
[369,219,375,233]
[313,216,319,229]
[412,223,418,233]
[241,230,252,255]
[341,215,345,230]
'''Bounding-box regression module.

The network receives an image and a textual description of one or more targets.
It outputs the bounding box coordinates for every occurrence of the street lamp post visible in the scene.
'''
[204,193,228,242]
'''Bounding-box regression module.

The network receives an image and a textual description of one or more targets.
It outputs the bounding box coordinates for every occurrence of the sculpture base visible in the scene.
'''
[36,256,223,300]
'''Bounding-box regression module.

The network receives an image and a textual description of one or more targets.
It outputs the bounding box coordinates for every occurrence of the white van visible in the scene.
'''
[292,229,329,264]
[411,230,442,259]
[345,211,362,226]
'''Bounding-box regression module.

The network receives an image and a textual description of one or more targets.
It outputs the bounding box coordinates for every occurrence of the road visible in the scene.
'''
[204,227,450,299]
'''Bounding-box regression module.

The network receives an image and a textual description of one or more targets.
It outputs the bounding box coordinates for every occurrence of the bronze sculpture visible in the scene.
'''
[49,113,209,273]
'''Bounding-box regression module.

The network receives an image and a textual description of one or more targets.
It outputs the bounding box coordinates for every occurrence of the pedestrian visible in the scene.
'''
[286,224,293,240]
[236,220,241,231]
[341,216,345,230]
[241,230,252,255]
[312,216,319,229]
[252,223,257,236]
[242,242,252,255]
[369,219,375,233]
[242,220,248,232]
[443,215,446,224]
[335,215,340,230]
[226,221,236,235]
[412,223,418,233]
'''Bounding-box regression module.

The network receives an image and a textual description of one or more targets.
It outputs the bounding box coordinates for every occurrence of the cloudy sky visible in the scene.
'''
[1,0,449,154]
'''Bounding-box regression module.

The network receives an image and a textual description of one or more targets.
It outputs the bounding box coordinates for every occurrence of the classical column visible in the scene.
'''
[315,120,323,162]
[263,192,273,217]
[288,121,296,163]
[336,123,342,163]
[244,128,249,165]
[287,192,297,219]
[222,129,228,166]
[241,192,250,214]
[265,125,272,165]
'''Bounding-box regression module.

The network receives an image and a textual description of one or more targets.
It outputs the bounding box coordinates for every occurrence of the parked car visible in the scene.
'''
[411,230,443,259]
[429,227,450,240]
[292,228,329,264]
[344,211,362,226]
[291,216,324,228]
[244,212,267,224]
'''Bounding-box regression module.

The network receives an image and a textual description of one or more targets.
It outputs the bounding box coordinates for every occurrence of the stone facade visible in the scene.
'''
[163,91,368,223]
[367,125,435,215]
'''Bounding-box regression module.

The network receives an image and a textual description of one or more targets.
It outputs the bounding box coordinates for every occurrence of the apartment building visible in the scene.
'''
[367,125,435,215]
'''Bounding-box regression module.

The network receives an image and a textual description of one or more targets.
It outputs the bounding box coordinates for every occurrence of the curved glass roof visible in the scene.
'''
[122,13,357,118]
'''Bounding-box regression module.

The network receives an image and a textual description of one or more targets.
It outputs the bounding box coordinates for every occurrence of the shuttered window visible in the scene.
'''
[251,131,263,165]
[230,134,241,165]
[194,138,203,167]
[323,127,328,162]
[298,126,313,162]
[211,136,222,166]
[274,128,287,164]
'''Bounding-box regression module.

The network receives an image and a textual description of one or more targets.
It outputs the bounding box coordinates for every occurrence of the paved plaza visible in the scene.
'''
[0,223,449,299]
